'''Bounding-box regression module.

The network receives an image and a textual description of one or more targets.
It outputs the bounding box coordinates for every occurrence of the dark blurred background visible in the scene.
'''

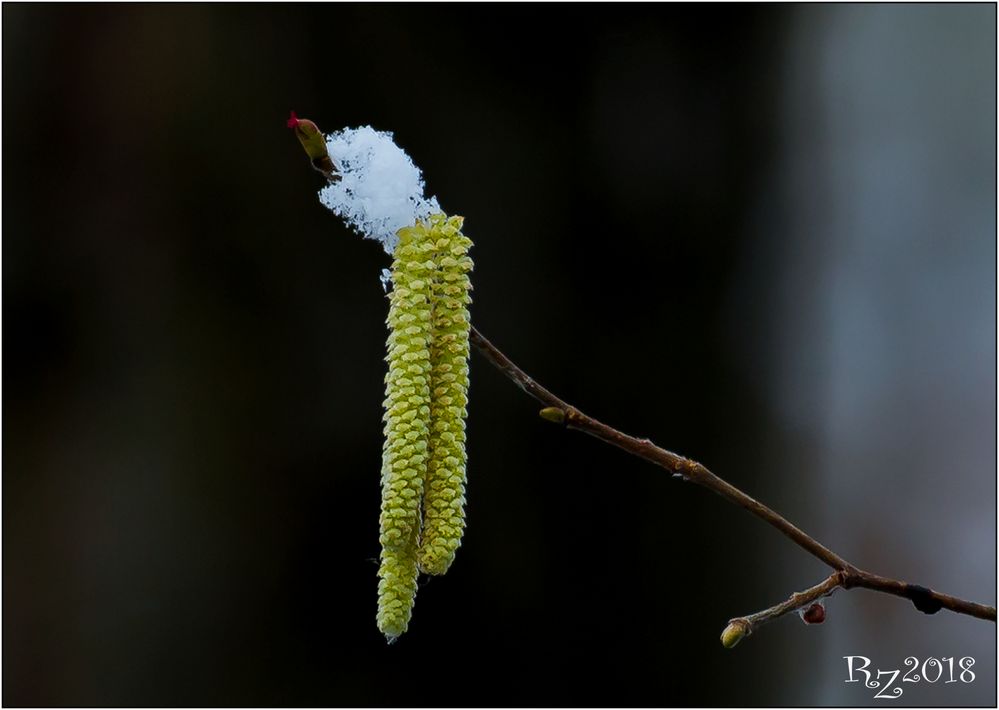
[3,3,995,706]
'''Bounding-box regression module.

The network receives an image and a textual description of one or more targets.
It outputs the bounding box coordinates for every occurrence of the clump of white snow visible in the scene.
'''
[319,126,440,254]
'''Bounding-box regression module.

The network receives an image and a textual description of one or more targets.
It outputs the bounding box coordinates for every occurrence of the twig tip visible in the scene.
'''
[720,619,750,649]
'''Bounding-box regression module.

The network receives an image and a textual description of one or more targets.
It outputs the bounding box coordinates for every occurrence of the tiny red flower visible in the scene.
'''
[801,601,826,624]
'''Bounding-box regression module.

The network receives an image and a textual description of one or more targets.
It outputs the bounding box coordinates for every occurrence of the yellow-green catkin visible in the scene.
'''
[377,223,436,640]
[417,214,474,575]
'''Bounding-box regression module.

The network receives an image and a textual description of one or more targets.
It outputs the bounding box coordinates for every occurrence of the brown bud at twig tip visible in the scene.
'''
[287,110,337,179]
[538,407,566,424]
[720,620,749,649]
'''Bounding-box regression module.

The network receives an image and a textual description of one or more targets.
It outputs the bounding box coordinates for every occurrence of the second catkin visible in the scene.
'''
[417,214,474,576]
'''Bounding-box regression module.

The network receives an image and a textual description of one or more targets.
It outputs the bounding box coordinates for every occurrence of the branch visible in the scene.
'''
[723,572,843,647]
[286,118,994,643]
[468,325,996,644]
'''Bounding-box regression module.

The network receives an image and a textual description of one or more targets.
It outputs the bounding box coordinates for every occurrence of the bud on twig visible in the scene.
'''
[539,407,566,424]
[287,111,337,178]
[799,601,826,624]
[720,620,749,649]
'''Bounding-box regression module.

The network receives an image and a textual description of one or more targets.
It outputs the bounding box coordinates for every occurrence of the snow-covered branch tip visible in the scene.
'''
[288,113,472,642]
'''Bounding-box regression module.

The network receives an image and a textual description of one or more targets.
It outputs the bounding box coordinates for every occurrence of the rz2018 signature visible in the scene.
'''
[844,656,976,699]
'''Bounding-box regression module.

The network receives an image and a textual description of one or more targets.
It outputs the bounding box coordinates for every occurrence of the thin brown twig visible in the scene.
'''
[468,325,996,636]
[728,572,845,641]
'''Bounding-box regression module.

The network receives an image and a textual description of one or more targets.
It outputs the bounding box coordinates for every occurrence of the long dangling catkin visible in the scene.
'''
[417,214,474,575]
[377,223,436,640]
[296,118,476,637]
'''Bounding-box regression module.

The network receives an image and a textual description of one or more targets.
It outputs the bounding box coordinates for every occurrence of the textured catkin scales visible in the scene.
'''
[417,214,474,575]
[300,120,476,639]
[377,224,436,639]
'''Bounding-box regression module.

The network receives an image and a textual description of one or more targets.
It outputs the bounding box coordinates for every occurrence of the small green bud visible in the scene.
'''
[720,620,749,649]
[538,407,565,424]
